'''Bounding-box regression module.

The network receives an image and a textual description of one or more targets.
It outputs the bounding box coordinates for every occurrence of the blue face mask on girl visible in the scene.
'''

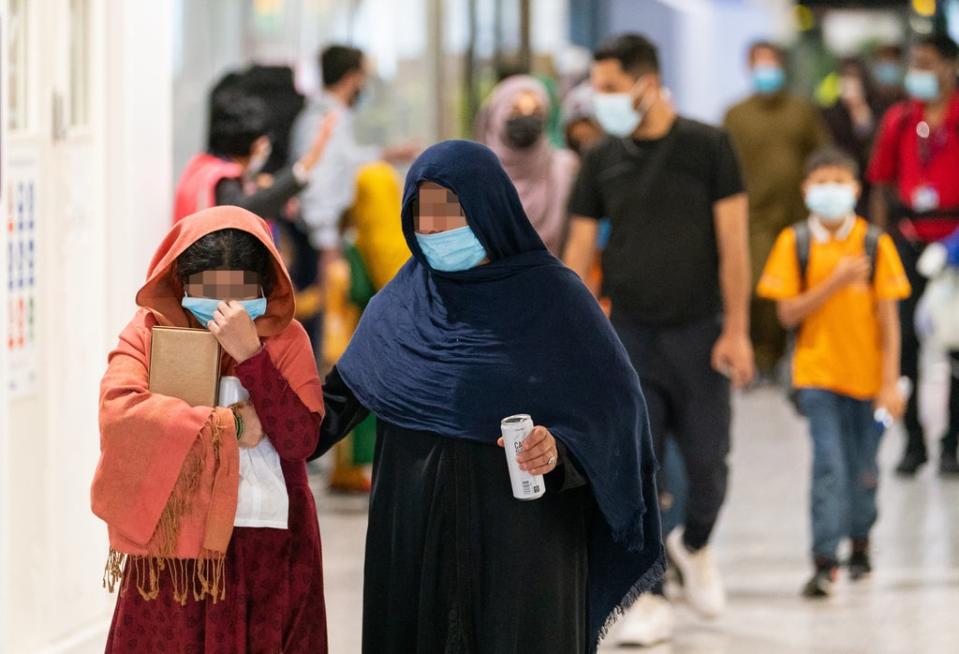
[182,294,267,327]
[415,226,488,272]
[805,183,857,223]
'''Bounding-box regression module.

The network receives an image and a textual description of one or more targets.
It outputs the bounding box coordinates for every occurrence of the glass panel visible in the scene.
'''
[349,0,433,144]
[69,0,91,128]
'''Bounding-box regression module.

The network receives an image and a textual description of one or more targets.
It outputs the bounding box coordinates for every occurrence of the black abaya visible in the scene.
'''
[315,367,593,654]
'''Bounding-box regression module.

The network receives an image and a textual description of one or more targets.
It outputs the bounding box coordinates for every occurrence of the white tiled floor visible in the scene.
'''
[318,384,959,654]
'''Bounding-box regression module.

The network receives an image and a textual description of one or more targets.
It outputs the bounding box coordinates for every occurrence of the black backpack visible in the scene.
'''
[785,220,883,412]
[791,220,883,289]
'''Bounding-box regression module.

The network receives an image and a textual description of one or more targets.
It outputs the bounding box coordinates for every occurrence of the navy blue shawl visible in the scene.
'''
[337,140,664,648]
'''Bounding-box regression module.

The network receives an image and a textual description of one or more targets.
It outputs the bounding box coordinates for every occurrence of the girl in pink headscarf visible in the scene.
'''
[476,75,579,255]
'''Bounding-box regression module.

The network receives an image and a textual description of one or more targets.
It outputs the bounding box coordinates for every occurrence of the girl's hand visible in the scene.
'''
[496,425,559,476]
[234,401,264,449]
[208,301,261,363]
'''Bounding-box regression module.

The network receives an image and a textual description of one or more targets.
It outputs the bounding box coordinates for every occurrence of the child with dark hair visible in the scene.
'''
[93,206,329,652]
[173,85,336,223]
[758,147,911,598]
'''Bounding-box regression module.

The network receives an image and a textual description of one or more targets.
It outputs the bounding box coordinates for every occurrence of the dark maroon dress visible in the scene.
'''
[105,349,327,654]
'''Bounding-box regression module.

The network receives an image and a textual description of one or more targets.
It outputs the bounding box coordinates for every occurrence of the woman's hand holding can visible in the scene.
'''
[497,425,558,475]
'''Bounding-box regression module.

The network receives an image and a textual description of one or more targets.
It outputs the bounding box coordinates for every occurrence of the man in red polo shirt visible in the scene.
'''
[868,34,959,476]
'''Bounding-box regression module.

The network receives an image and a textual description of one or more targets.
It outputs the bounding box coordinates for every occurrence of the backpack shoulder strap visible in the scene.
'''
[792,221,812,289]
[864,223,883,282]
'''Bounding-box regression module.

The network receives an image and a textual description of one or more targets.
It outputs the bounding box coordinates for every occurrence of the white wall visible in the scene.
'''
[0,1,174,652]
[0,2,9,649]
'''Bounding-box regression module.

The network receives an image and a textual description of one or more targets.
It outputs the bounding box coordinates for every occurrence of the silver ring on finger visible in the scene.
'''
[546,454,556,466]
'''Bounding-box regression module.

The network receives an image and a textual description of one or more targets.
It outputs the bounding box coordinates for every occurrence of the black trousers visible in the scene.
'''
[893,234,959,456]
[612,312,731,550]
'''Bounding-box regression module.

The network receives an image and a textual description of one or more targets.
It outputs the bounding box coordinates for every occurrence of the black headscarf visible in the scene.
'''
[337,139,664,648]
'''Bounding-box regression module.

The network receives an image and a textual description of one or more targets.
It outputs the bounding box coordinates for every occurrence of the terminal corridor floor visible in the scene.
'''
[318,385,959,654]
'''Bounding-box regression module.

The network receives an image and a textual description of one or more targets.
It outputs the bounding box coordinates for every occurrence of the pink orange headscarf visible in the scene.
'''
[91,206,323,604]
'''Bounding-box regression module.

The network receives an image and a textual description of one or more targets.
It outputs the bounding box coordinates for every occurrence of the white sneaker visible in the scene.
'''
[617,593,674,647]
[666,527,726,618]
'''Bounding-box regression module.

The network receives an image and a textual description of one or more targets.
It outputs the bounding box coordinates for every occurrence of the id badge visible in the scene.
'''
[912,184,941,213]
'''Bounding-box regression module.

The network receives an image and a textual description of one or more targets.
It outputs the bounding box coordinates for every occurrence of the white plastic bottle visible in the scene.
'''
[501,414,546,501]
[218,375,250,407]
[874,377,914,430]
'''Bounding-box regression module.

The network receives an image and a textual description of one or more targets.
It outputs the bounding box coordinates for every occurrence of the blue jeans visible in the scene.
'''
[797,389,883,561]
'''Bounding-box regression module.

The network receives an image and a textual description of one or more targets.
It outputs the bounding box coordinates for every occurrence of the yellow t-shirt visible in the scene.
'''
[757,218,911,400]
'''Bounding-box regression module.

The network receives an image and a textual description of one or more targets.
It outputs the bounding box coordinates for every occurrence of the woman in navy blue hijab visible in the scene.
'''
[314,140,664,653]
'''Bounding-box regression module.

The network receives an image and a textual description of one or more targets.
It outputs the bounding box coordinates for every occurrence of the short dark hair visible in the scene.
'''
[594,33,660,76]
[838,57,866,75]
[321,45,364,87]
[748,40,786,65]
[875,43,903,60]
[914,33,959,62]
[804,146,860,178]
[207,89,269,158]
[175,228,276,296]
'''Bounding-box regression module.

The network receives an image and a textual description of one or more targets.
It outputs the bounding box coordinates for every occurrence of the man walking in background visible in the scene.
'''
[564,33,754,647]
[868,34,959,476]
[290,45,418,268]
[724,41,830,379]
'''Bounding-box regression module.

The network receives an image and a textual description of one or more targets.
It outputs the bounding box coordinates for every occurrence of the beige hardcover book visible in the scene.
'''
[148,326,222,407]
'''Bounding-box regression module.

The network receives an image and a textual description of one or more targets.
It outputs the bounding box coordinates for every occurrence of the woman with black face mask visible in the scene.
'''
[476,75,579,255]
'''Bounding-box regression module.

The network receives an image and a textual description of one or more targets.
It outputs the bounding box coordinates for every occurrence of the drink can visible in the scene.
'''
[501,414,546,501]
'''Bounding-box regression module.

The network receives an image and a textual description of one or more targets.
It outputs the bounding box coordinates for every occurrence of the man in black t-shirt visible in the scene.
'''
[564,33,754,646]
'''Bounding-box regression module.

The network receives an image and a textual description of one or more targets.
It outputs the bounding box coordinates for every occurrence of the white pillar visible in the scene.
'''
[104,1,175,339]
[0,1,174,651]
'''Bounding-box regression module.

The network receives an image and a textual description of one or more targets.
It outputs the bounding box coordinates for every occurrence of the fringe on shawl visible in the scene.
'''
[593,552,667,650]
[593,501,668,651]
[101,409,230,605]
[101,549,228,606]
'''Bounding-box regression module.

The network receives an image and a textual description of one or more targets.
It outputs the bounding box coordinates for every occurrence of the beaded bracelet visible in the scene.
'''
[231,404,245,441]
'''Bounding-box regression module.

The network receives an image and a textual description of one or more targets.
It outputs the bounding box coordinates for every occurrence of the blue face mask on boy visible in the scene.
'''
[805,183,857,223]
[415,226,488,272]
[182,295,267,327]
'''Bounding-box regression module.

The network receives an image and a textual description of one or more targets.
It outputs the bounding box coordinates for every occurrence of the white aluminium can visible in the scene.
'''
[501,414,546,501]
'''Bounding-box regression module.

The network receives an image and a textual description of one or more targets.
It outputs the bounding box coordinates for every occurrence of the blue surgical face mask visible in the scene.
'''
[905,69,940,102]
[752,65,785,95]
[872,61,902,87]
[182,294,267,327]
[592,92,643,138]
[805,183,857,223]
[415,226,488,272]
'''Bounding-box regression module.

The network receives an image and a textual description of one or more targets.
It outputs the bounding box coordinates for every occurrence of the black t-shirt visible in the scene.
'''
[568,117,745,325]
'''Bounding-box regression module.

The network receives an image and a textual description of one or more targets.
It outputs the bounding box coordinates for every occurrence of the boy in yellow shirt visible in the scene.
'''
[757,147,911,598]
